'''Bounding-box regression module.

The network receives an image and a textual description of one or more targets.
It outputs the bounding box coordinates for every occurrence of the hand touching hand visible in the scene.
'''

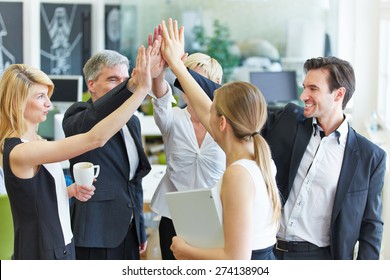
[133,44,152,94]
[160,18,186,70]
[148,25,166,79]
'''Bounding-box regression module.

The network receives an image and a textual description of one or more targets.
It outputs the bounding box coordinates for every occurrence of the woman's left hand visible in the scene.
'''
[170,236,190,260]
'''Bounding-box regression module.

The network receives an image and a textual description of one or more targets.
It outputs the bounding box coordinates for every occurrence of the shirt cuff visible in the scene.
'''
[150,80,176,106]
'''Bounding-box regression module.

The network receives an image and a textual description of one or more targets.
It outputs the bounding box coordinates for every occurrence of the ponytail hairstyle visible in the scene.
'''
[213,81,281,222]
[0,64,54,163]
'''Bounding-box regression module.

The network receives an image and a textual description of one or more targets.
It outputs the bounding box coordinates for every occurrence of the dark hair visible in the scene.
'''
[304,56,355,110]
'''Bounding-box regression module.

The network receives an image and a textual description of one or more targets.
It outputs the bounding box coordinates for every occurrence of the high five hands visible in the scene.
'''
[160,18,187,71]
[130,18,186,89]
[147,18,187,76]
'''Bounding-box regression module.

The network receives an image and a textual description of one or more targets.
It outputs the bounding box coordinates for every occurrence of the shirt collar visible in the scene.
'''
[312,117,348,145]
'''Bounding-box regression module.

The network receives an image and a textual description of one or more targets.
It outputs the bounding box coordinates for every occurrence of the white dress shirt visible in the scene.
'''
[150,83,226,218]
[278,117,349,247]
[121,125,139,180]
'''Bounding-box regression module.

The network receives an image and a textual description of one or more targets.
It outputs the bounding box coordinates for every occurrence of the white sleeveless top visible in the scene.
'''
[43,162,73,245]
[215,159,277,250]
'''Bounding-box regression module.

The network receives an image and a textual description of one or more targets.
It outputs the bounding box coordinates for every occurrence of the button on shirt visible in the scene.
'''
[278,117,348,247]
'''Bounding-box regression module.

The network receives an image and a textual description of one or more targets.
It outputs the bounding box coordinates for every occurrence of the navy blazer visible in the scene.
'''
[62,80,151,248]
[184,72,387,259]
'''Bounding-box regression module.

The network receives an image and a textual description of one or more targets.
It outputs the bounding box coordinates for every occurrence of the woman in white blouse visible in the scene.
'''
[150,52,226,259]
[160,18,281,260]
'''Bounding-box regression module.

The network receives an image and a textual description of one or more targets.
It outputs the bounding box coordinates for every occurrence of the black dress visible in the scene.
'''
[3,138,74,259]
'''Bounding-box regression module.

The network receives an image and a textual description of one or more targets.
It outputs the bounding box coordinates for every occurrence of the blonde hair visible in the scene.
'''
[0,64,54,161]
[185,53,223,84]
[214,81,281,222]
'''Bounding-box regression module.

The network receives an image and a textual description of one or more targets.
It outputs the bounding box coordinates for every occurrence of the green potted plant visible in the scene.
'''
[192,20,240,82]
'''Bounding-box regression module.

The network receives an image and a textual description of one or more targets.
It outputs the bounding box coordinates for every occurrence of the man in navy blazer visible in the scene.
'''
[183,57,386,259]
[62,50,151,260]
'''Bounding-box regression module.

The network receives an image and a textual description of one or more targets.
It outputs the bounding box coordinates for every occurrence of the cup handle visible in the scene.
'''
[93,165,100,178]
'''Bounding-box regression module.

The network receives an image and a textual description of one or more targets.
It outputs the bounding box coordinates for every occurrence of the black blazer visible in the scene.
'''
[184,72,387,259]
[62,80,151,248]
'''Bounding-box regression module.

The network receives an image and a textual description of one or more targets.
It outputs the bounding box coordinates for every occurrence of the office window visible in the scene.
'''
[377,1,390,129]
[379,17,390,129]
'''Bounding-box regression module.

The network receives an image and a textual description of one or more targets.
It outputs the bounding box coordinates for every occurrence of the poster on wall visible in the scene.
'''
[0,1,23,76]
[40,3,91,76]
[120,5,137,63]
[105,5,121,52]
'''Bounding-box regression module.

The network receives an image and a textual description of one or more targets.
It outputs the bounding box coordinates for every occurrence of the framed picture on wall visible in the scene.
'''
[120,4,137,63]
[105,5,121,52]
[0,1,23,76]
[40,3,91,76]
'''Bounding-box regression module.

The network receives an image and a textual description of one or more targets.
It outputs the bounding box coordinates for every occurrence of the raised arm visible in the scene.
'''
[160,18,214,137]
[149,25,169,98]
[11,45,152,170]
[174,68,221,100]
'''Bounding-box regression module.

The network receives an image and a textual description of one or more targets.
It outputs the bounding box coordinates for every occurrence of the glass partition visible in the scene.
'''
[120,0,338,84]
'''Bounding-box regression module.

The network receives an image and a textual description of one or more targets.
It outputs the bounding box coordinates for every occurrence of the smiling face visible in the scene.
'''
[300,68,342,122]
[24,83,52,126]
[88,64,129,101]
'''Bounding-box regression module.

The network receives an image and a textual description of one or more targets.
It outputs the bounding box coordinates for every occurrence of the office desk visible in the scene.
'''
[139,115,161,136]
[142,164,165,260]
[142,164,165,204]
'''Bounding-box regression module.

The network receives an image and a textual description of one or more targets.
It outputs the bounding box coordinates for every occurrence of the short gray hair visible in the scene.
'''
[83,50,129,84]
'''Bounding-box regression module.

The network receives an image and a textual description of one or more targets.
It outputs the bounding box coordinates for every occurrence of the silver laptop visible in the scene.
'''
[166,187,224,248]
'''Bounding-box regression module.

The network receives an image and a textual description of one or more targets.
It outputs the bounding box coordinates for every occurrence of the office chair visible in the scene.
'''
[0,194,14,260]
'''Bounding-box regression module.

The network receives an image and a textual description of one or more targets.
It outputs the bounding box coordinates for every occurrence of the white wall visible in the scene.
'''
[338,0,380,135]
[338,0,390,260]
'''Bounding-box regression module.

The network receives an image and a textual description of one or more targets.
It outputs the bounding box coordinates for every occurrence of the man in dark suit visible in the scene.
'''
[183,56,386,259]
[62,50,151,260]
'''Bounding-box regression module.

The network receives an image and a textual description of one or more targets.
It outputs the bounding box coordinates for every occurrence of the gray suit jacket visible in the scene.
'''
[62,80,151,248]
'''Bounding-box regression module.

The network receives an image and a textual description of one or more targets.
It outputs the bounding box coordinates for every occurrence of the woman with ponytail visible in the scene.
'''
[160,18,281,260]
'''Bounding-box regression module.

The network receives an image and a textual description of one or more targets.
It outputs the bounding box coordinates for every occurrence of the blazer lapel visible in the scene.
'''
[331,126,360,222]
[126,117,151,180]
[288,118,313,192]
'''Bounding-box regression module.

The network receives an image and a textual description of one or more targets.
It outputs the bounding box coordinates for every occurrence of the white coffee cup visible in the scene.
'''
[73,162,100,186]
